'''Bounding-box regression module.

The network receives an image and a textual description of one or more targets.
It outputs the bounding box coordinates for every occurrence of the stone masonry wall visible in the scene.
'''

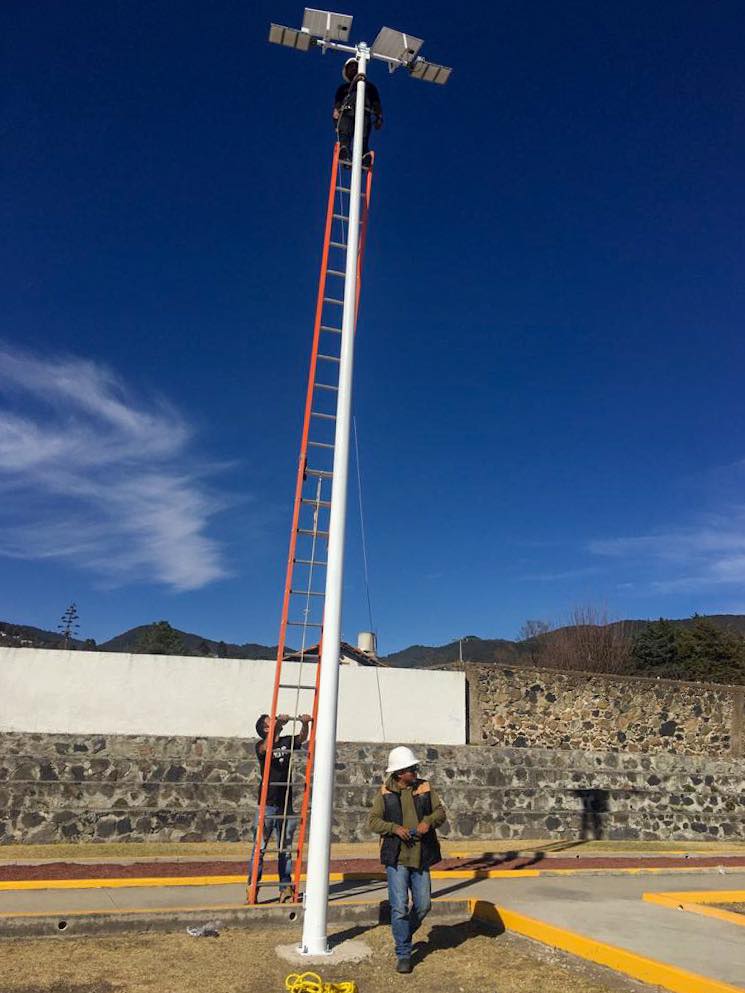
[470,665,744,757]
[2,732,744,845]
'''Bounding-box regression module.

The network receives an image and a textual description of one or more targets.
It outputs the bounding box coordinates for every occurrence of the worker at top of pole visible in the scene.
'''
[332,57,383,165]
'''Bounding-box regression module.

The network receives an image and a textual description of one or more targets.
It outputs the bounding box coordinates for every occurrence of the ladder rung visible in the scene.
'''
[326,269,346,278]
[305,468,333,478]
[301,496,332,506]
[297,529,329,538]
[321,325,341,334]
[287,620,323,627]
[335,186,365,195]
[290,589,324,596]
[323,297,344,306]
[286,651,320,659]
[318,354,340,363]
[311,411,336,420]
[314,383,338,392]
[332,213,349,222]
[329,241,347,249]
[307,441,334,450]
[278,682,317,690]
[294,558,328,566]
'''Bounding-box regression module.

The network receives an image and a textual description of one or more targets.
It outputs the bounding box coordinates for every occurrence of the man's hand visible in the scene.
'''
[299,714,312,724]
[392,825,412,843]
[332,108,340,120]
[277,714,290,724]
[416,821,430,835]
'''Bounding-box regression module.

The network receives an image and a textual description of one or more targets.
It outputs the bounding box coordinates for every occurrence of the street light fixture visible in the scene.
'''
[267,7,451,957]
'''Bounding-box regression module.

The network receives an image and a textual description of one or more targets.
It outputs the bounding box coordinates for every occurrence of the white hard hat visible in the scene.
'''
[342,57,358,81]
[385,746,420,774]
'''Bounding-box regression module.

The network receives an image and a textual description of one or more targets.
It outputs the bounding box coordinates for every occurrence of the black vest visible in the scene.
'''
[379,781,442,870]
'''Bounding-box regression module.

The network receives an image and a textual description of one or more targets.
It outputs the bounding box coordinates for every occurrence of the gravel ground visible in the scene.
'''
[0,919,649,993]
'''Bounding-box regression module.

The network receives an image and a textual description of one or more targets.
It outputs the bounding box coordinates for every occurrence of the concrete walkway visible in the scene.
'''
[456,870,745,989]
[1,867,743,991]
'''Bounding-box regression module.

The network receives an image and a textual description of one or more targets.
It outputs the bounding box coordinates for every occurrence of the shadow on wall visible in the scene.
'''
[574,788,610,840]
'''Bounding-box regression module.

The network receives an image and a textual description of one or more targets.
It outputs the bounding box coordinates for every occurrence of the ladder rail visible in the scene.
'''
[291,150,376,901]
[247,143,341,905]
[248,143,375,905]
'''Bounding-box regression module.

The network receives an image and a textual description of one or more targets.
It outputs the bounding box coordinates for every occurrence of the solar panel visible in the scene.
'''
[409,58,452,84]
[302,8,353,43]
[371,26,423,65]
[268,23,313,51]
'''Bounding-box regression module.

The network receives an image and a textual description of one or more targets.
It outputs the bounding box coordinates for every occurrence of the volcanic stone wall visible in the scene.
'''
[469,665,744,757]
[2,732,743,844]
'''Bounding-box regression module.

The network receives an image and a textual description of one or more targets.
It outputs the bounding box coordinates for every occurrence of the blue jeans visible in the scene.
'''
[386,865,432,959]
[247,806,298,890]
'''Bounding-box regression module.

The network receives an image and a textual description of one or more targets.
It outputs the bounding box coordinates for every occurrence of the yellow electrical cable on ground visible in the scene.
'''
[285,971,357,993]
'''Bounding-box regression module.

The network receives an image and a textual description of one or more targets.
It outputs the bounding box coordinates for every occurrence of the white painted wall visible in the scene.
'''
[0,647,465,745]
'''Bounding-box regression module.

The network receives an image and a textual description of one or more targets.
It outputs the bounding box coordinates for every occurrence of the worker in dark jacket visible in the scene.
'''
[333,57,383,164]
[368,746,446,974]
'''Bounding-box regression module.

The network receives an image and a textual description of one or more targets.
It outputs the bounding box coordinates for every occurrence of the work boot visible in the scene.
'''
[396,958,412,974]
[339,146,351,162]
[362,151,373,168]
[278,888,293,904]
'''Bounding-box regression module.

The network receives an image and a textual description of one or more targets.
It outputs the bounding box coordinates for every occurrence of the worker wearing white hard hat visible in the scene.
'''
[368,745,446,974]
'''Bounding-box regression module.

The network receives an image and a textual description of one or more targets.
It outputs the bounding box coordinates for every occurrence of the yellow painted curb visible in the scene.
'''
[644,889,745,906]
[0,875,246,892]
[0,872,383,893]
[643,890,745,930]
[0,862,734,892]
[470,899,744,993]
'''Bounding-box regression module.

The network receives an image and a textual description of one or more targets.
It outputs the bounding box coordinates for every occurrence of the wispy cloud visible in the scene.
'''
[519,566,602,582]
[0,344,227,591]
[589,507,745,594]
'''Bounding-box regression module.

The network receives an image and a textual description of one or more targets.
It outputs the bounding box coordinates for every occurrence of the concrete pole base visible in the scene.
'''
[276,939,373,966]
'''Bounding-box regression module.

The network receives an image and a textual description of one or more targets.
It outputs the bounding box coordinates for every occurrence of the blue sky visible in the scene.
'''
[1,1,744,652]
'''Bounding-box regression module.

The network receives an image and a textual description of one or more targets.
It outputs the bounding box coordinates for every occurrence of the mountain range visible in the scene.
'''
[3,614,745,669]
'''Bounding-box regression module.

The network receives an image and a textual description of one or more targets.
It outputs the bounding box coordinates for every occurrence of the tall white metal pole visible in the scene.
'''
[301,44,369,957]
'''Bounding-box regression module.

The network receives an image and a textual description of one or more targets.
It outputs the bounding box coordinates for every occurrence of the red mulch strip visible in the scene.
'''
[2,854,745,882]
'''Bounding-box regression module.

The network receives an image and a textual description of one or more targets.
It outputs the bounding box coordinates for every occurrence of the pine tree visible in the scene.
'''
[136,621,186,656]
[632,618,678,671]
[676,616,745,683]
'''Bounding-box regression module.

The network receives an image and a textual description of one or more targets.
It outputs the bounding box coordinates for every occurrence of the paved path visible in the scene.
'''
[452,870,745,989]
[1,866,743,990]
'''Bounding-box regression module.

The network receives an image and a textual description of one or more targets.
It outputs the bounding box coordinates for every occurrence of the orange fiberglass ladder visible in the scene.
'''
[247,143,374,905]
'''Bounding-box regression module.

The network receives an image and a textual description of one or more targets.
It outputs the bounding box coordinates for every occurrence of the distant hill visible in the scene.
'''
[0,621,85,651]
[381,615,745,669]
[98,625,277,660]
[383,635,520,669]
[4,614,745,672]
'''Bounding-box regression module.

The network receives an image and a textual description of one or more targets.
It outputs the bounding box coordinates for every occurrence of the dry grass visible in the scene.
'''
[0,920,643,993]
[2,838,745,863]
[719,903,745,916]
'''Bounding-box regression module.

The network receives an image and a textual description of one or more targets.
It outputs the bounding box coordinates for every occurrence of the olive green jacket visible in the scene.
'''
[368,776,446,869]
